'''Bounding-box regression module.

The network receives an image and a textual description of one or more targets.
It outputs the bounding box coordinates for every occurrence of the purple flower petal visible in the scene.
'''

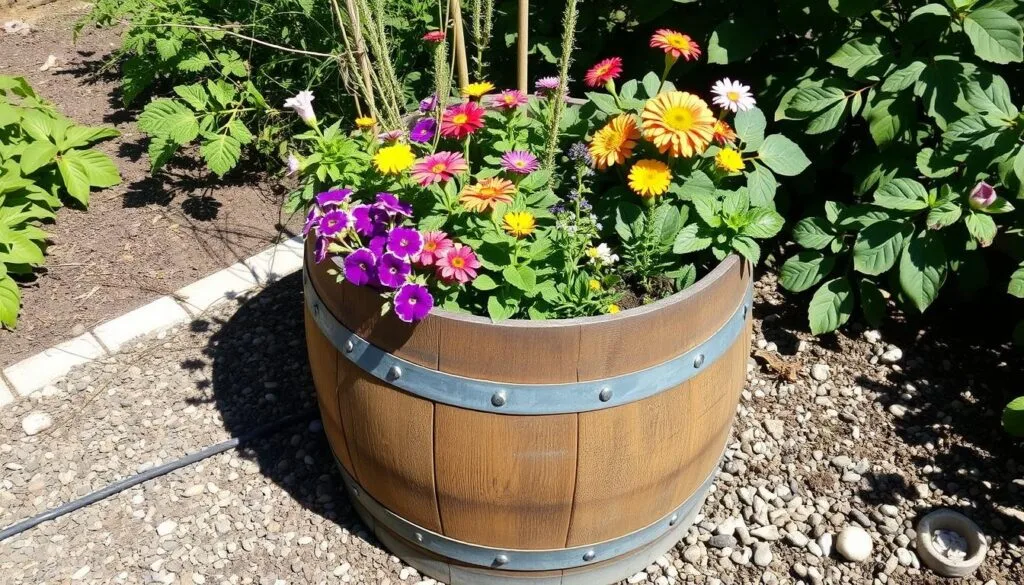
[377,252,411,289]
[410,118,437,143]
[313,237,329,263]
[316,188,352,208]
[343,248,377,286]
[375,192,413,217]
[303,207,321,236]
[317,209,352,237]
[387,226,425,259]
[394,282,434,322]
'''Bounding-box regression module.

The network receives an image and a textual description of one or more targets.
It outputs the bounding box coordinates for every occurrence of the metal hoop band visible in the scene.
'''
[303,269,751,415]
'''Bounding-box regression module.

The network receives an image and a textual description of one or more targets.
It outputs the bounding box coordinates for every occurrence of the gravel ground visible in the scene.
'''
[1,272,1022,585]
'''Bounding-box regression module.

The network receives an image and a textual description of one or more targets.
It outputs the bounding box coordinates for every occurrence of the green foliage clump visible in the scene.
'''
[0,76,121,328]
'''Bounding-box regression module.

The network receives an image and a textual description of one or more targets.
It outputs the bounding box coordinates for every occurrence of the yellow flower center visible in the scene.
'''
[452,113,468,125]
[451,256,465,268]
[515,160,526,168]
[504,95,516,104]
[424,241,437,251]
[727,91,740,102]
[663,106,694,131]
[668,35,690,50]
[431,163,447,173]
[595,64,610,76]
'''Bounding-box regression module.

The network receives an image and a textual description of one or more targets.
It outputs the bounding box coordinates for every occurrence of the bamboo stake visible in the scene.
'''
[344,0,377,116]
[517,0,528,93]
[450,0,470,89]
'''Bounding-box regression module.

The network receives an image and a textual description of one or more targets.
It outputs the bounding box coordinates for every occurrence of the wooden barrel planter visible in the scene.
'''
[303,240,752,585]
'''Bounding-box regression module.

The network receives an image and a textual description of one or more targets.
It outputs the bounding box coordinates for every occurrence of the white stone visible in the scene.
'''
[881,347,903,363]
[3,333,106,396]
[156,520,177,536]
[21,411,53,436]
[836,525,873,562]
[817,533,833,557]
[750,525,782,541]
[864,330,882,344]
[933,529,968,561]
[243,236,304,285]
[71,566,90,580]
[93,297,190,353]
[0,376,12,408]
[753,543,773,567]
[175,263,259,315]
[811,364,830,381]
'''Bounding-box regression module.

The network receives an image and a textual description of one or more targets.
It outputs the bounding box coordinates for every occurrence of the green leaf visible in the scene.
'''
[138,99,199,144]
[757,134,810,177]
[780,251,836,293]
[154,37,181,60]
[859,279,886,326]
[965,73,1019,119]
[734,107,766,151]
[19,140,58,174]
[827,37,887,76]
[732,235,761,264]
[873,178,929,210]
[926,201,962,230]
[793,217,835,250]
[788,85,847,115]
[486,295,515,321]
[853,220,913,275]
[741,208,784,238]
[173,84,208,110]
[866,94,914,147]
[672,223,712,254]
[1004,396,1024,437]
[60,126,119,150]
[226,119,254,145]
[1008,265,1024,298]
[808,277,854,335]
[615,202,645,243]
[806,99,849,135]
[829,0,881,16]
[641,72,661,99]
[881,61,926,92]
[147,135,179,173]
[745,164,777,208]
[56,152,91,205]
[2,229,45,265]
[584,92,620,115]
[899,231,946,312]
[706,13,769,64]
[963,8,1023,65]
[65,149,120,188]
[965,213,997,247]
[0,274,20,329]
[473,274,499,291]
[200,133,242,177]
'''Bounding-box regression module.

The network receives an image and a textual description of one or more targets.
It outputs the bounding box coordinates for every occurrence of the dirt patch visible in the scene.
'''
[0,7,301,367]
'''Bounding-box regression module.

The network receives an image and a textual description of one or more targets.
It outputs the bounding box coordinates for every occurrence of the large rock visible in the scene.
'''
[21,412,53,436]
[836,525,873,562]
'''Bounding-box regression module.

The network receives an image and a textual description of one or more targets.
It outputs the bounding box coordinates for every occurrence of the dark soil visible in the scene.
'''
[0,3,301,367]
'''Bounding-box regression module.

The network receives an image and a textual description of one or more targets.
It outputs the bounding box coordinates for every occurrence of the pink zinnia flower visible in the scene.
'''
[440,102,486,139]
[411,151,468,186]
[423,30,445,43]
[500,150,539,175]
[535,77,560,94]
[436,243,480,284]
[417,231,455,266]
[584,57,623,88]
[488,89,528,110]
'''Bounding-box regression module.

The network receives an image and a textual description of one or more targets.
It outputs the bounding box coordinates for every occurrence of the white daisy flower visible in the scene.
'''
[711,78,756,113]
[586,243,619,267]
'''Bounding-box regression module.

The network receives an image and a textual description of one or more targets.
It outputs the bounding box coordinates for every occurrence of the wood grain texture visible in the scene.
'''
[436,318,581,383]
[336,360,443,533]
[304,306,355,475]
[435,406,578,549]
[566,326,750,546]
[577,256,749,380]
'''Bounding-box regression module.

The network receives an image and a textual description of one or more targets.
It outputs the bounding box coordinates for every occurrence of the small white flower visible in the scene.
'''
[284,90,317,126]
[711,78,756,113]
[286,153,301,177]
[586,243,619,267]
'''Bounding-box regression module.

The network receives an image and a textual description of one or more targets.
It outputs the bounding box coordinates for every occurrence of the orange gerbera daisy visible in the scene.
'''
[588,115,640,170]
[459,178,515,212]
[584,57,623,88]
[650,29,702,61]
[641,91,716,158]
[713,120,737,145]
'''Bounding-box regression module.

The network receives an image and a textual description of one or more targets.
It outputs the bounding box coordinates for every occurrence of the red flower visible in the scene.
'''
[584,57,624,88]
[440,102,485,140]
[422,30,445,43]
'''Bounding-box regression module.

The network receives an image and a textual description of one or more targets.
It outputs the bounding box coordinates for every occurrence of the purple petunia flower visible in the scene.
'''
[314,237,329,263]
[352,204,388,236]
[368,234,387,259]
[316,188,352,208]
[303,207,321,236]
[410,118,437,143]
[394,282,434,323]
[375,192,413,217]
[317,209,352,237]
[387,226,424,259]
[377,252,411,288]
[420,95,438,112]
[500,150,539,175]
[343,248,377,286]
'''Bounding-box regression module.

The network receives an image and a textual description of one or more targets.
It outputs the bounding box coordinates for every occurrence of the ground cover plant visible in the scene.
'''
[0,76,121,329]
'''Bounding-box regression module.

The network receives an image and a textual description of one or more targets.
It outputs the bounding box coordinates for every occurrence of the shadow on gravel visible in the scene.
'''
[187,272,365,533]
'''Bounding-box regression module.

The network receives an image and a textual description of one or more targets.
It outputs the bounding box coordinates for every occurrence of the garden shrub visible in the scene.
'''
[0,76,121,328]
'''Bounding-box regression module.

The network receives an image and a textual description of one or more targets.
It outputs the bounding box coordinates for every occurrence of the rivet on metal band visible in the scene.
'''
[304,269,752,415]
[336,463,718,572]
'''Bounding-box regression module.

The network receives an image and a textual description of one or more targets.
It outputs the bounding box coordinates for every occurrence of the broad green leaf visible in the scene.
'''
[472,274,499,291]
[829,0,881,16]
[916,147,957,179]
[18,109,57,143]
[734,107,766,151]
[1004,396,1024,437]
[788,86,847,115]
[806,99,848,135]
[56,153,91,205]
[965,73,1019,119]
[0,274,19,328]
[706,13,769,64]
[200,133,242,177]
[19,140,57,174]
[780,251,836,293]
[899,231,946,312]
[615,202,645,242]
[641,72,661,99]
[732,235,761,264]
[881,61,926,92]
[859,279,886,326]
[154,37,182,60]
[965,212,997,247]
[866,94,914,147]
[1009,265,1024,298]
[173,84,208,110]
[584,92,620,115]
[963,8,1023,65]
[757,134,810,176]
[745,164,777,208]
[138,99,199,145]
[828,37,887,76]
[853,220,913,275]
[741,208,785,238]
[486,295,515,321]
[808,277,854,334]
[2,229,45,265]
[60,126,119,150]
[64,149,120,188]
[792,216,835,250]
[873,178,929,210]
[147,135,179,173]
[926,201,962,230]
[672,224,712,254]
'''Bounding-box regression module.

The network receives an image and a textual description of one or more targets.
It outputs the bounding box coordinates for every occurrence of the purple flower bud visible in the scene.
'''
[343,248,377,286]
[377,252,411,289]
[970,181,997,210]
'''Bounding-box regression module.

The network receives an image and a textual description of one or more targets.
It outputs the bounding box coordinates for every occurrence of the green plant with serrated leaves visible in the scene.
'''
[0,76,121,328]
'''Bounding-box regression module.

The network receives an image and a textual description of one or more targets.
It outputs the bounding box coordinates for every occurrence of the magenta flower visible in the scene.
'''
[417,231,454,266]
[394,282,434,323]
[970,181,996,210]
[410,118,437,143]
[303,207,321,236]
[411,151,468,186]
[501,150,539,175]
[377,252,411,288]
[317,210,351,237]
[535,77,560,94]
[436,243,480,284]
[351,204,385,236]
[375,192,413,217]
[387,226,425,259]
[316,188,352,208]
[343,248,377,286]
[488,89,528,110]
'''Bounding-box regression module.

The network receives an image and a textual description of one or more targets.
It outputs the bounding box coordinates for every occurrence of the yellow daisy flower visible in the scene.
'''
[628,159,672,198]
[589,115,641,170]
[462,81,495,98]
[716,148,745,173]
[355,116,376,129]
[373,143,415,175]
[607,304,621,314]
[589,279,602,292]
[641,91,716,158]
[502,211,536,238]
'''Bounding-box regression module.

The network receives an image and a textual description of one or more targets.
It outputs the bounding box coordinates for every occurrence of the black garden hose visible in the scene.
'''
[0,409,319,542]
